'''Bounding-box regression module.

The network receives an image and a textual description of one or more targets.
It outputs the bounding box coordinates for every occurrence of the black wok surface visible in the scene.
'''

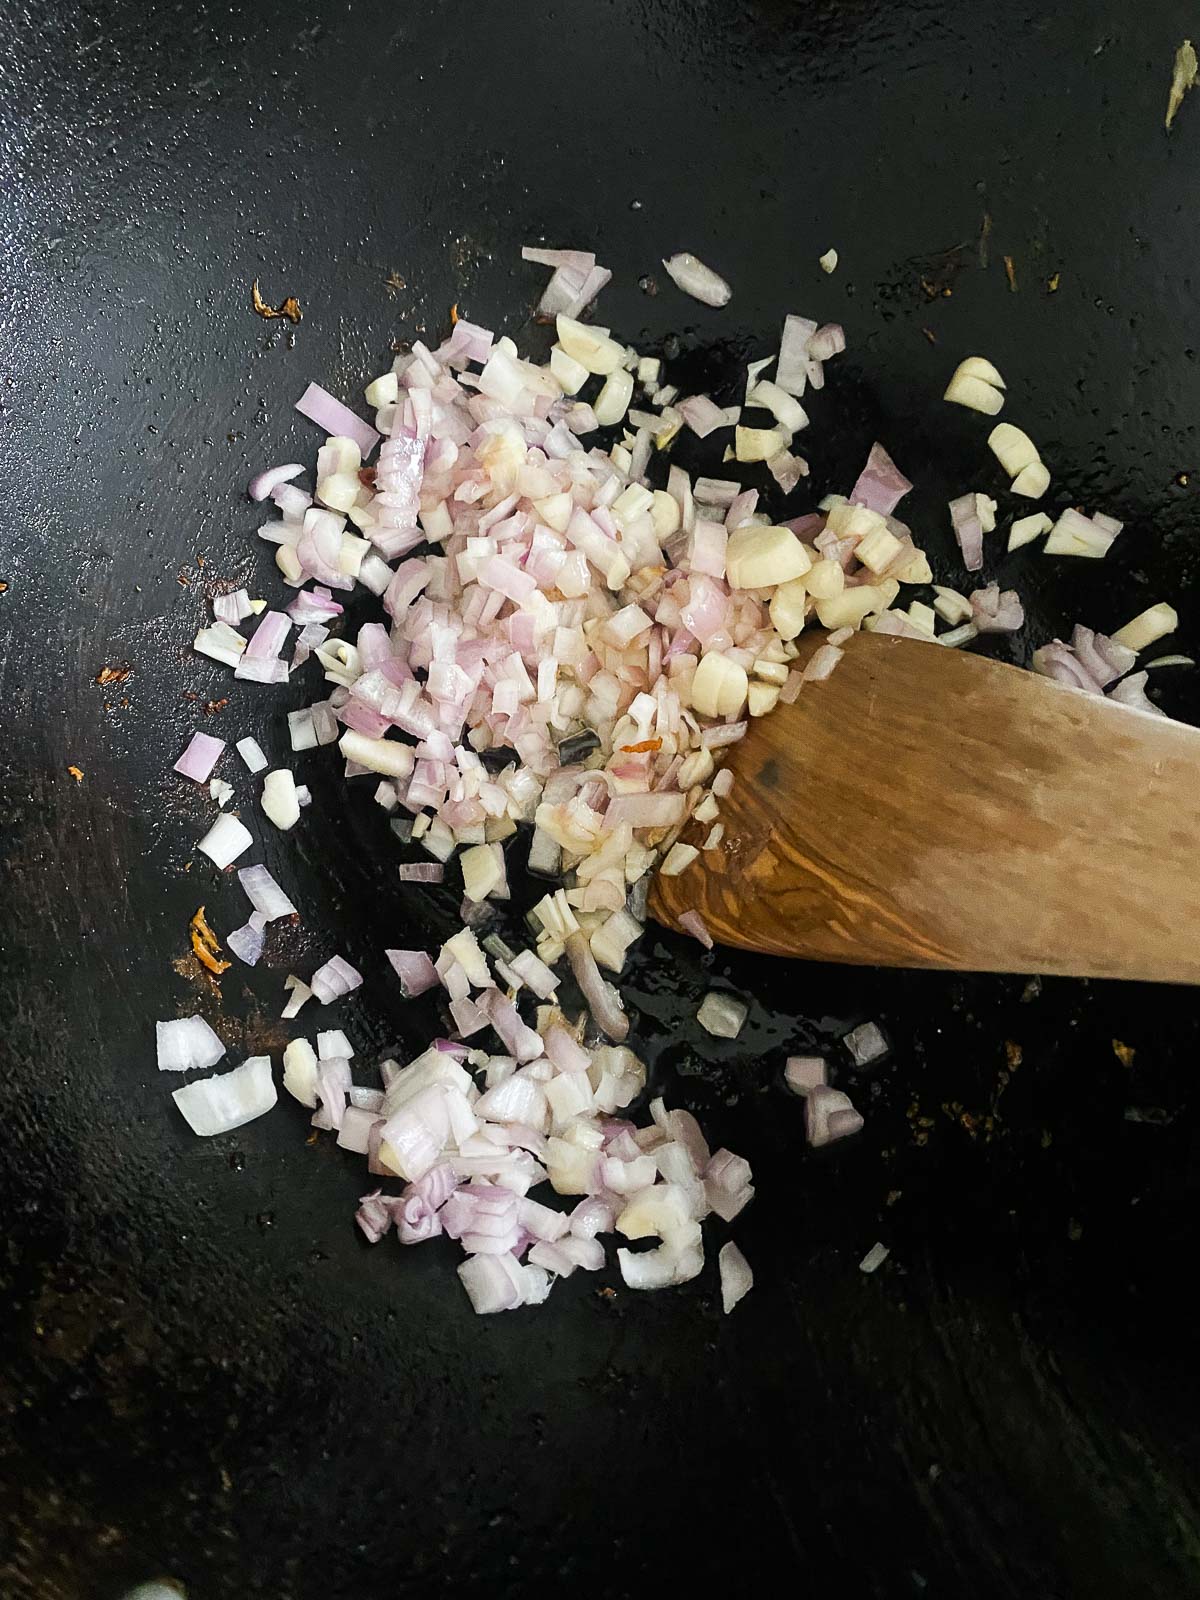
[3,2,1200,1596]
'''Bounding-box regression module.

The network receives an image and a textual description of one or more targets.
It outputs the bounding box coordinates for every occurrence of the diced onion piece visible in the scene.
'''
[236,736,268,773]
[172,1056,277,1137]
[987,422,1040,477]
[594,368,634,426]
[746,380,809,433]
[661,252,732,307]
[806,1084,864,1148]
[156,1015,226,1073]
[197,813,252,869]
[697,991,747,1039]
[1008,512,1053,551]
[784,1056,826,1096]
[725,525,811,589]
[718,1241,753,1312]
[690,652,749,718]
[262,769,300,830]
[1112,602,1178,652]
[310,954,363,1005]
[944,366,1005,414]
[819,248,838,274]
[939,622,980,649]
[844,1021,887,1066]
[860,1241,890,1274]
[1011,460,1051,499]
[1109,670,1164,716]
[174,731,225,783]
[1144,654,1193,669]
[237,864,297,921]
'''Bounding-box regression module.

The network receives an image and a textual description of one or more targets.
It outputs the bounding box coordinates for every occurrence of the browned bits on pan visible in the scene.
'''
[1005,1040,1022,1070]
[1047,271,1061,294]
[203,698,229,716]
[383,269,406,299]
[0,580,8,593]
[66,765,84,782]
[978,211,992,270]
[449,302,459,325]
[190,906,231,975]
[921,327,938,346]
[251,278,303,324]
[1112,1039,1136,1068]
[1003,255,1017,292]
[95,665,132,686]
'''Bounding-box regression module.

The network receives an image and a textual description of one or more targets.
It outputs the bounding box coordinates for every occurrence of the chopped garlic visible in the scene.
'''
[364,371,399,408]
[594,368,634,426]
[751,659,789,685]
[690,652,749,718]
[895,550,933,585]
[769,578,808,641]
[944,367,1005,415]
[815,585,890,630]
[957,356,1006,388]
[725,524,811,588]
[555,315,625,374]
[854,525,905,575]
[1011,460,1051,499]
[262,768,300,831]
[460,842,503,903]
[906,602,937,638]
[660,842,699,878]
[800,559,844,600]
[650,489,681,541]
[932,586,973,626]
[550,346,589,394]
[747,681,780,717]
[735,425,789,463]
[988,422,1039,477]
[1112,603,1179,653]
[1008,512,1053,551]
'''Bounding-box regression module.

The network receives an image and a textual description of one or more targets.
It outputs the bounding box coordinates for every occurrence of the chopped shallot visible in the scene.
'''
[150,236,1187,1325]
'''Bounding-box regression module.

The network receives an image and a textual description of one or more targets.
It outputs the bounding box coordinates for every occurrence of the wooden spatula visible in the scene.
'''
[649,631,1200,983]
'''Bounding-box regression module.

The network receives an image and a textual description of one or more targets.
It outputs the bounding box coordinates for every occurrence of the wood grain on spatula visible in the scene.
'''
[650,632,1200,983]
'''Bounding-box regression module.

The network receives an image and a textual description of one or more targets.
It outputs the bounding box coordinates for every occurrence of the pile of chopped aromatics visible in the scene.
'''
[163,246,1184,1316]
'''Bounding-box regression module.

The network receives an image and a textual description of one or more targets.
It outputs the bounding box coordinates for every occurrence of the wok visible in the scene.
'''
[3,1,1200,1595]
